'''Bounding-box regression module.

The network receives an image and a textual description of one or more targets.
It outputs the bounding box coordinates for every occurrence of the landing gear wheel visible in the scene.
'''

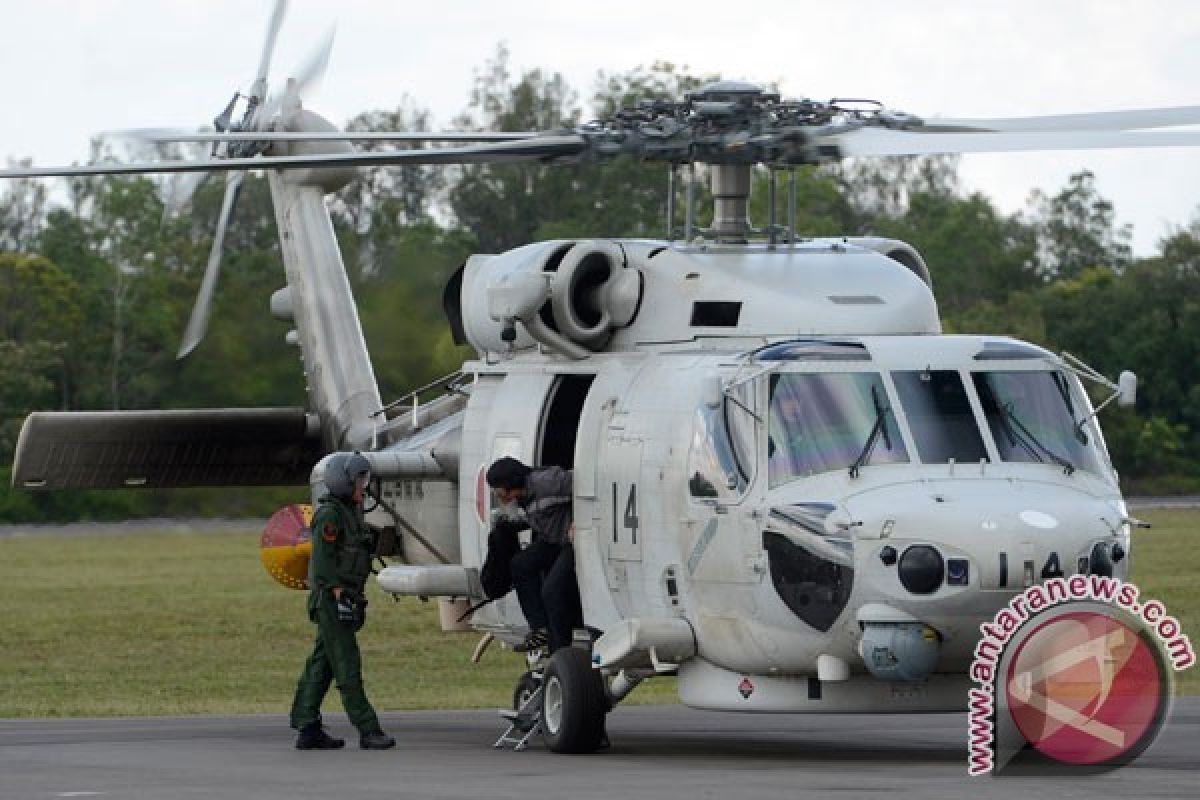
[512,670,541,712]
[540,648,608,754]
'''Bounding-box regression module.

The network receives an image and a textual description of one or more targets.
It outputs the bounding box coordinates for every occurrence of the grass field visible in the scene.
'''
[0,509,1195,717]
[0,526,676,717]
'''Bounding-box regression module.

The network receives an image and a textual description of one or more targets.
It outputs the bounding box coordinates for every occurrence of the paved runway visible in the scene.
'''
[1,700,1196,800]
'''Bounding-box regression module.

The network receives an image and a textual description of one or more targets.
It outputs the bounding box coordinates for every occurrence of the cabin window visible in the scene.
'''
[972,370,1107,476]
[767,372,909,486]
[891,370,988,464]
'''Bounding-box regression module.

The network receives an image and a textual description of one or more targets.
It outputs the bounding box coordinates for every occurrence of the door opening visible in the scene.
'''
[537,374,595,469]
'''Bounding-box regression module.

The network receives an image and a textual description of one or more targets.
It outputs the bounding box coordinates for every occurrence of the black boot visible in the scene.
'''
[295,722,345,750]
[513,628,548,653]
[360,729,396,750]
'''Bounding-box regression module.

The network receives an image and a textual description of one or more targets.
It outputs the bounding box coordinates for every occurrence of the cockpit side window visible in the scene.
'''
[767,372,908,486]
[687,404,748,501]
[723,379,758,483]
[892,370,988,464]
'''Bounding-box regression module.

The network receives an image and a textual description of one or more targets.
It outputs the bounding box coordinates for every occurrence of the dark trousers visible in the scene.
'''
[510,539,582,652]
[289,598,380,734]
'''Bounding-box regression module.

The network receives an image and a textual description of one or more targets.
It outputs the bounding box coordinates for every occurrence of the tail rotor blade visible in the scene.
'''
[255,25,335,129]
[291,24,334,97]
[178,172,243,359]
[251,0,289,99]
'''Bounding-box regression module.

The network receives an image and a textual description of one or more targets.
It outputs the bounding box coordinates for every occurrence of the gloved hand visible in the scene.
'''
[335,590,358,626]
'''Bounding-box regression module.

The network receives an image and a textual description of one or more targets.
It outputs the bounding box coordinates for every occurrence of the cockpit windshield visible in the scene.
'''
[768,372,909,486]
[692,359,1112,498]
[892,370,988,464]
[972,370,1107,476]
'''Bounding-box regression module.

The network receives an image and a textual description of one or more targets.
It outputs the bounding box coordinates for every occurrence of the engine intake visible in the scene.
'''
[462,239,642,358]
[551,240,640,349]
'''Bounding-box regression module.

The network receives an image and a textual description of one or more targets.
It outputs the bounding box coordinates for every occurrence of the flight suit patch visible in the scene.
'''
[321,521,338,543]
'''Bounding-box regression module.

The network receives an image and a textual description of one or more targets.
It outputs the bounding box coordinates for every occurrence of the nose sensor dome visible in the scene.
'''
[898,545,944,594]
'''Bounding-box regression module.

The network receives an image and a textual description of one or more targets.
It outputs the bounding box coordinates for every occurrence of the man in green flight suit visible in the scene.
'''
[289,451,396,750]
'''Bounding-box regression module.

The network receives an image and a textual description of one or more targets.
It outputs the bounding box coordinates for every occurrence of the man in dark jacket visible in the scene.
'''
[486,457,582,653]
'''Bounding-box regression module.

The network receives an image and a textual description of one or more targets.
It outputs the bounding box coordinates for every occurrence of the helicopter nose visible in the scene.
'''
[835,480,1128,672]
[843,480,1125,594]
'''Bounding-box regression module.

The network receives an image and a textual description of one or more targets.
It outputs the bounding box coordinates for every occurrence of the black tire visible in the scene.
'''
[540,648,608,754]
[512,671,541,713]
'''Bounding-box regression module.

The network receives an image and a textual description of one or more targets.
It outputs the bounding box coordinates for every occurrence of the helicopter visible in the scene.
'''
[6,1,1198,755]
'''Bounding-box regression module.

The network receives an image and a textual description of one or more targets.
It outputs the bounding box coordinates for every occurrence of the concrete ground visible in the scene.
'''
[1,700,1196,800]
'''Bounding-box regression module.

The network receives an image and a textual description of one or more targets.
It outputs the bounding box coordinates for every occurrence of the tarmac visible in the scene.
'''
[1,700,1197,800]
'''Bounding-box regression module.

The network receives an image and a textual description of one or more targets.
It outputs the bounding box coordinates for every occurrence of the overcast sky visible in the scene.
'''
[3,0,1200,255]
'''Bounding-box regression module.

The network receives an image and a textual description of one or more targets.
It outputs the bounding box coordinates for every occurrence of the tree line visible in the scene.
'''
[2,53,1198,521]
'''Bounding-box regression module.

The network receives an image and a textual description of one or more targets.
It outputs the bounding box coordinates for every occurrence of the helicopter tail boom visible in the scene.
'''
[268,170,382,452]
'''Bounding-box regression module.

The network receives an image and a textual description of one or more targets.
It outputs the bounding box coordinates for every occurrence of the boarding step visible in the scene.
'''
[494,686,543,751]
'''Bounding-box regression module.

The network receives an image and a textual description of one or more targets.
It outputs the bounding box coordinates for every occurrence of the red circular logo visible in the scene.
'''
[1005,610,1166,766]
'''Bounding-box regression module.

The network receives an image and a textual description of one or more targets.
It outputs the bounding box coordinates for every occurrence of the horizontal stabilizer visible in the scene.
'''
[12,408,322,490]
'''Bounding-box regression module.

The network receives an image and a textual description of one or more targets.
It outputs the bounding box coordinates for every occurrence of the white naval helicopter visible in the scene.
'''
[5,1,1192,754]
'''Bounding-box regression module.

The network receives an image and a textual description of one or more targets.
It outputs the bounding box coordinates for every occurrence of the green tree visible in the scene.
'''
[36,176,181,411]
[353,222,476,400]
[888,191,1039,316]
[1027,170,1132,280]
[448,45,582,252]
[333,99,446,278]
[831,155,961,223]
[0,254,83,458]
[746,166,858,238]
[0,162,48,252]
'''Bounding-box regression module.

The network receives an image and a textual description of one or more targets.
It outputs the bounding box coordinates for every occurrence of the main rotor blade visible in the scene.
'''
[178,172,243,359]
[113,128,540,143]
[832,127,1200,158]
[251,0,289,100]
[0,135,588,179]
[920,105,1200,134]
